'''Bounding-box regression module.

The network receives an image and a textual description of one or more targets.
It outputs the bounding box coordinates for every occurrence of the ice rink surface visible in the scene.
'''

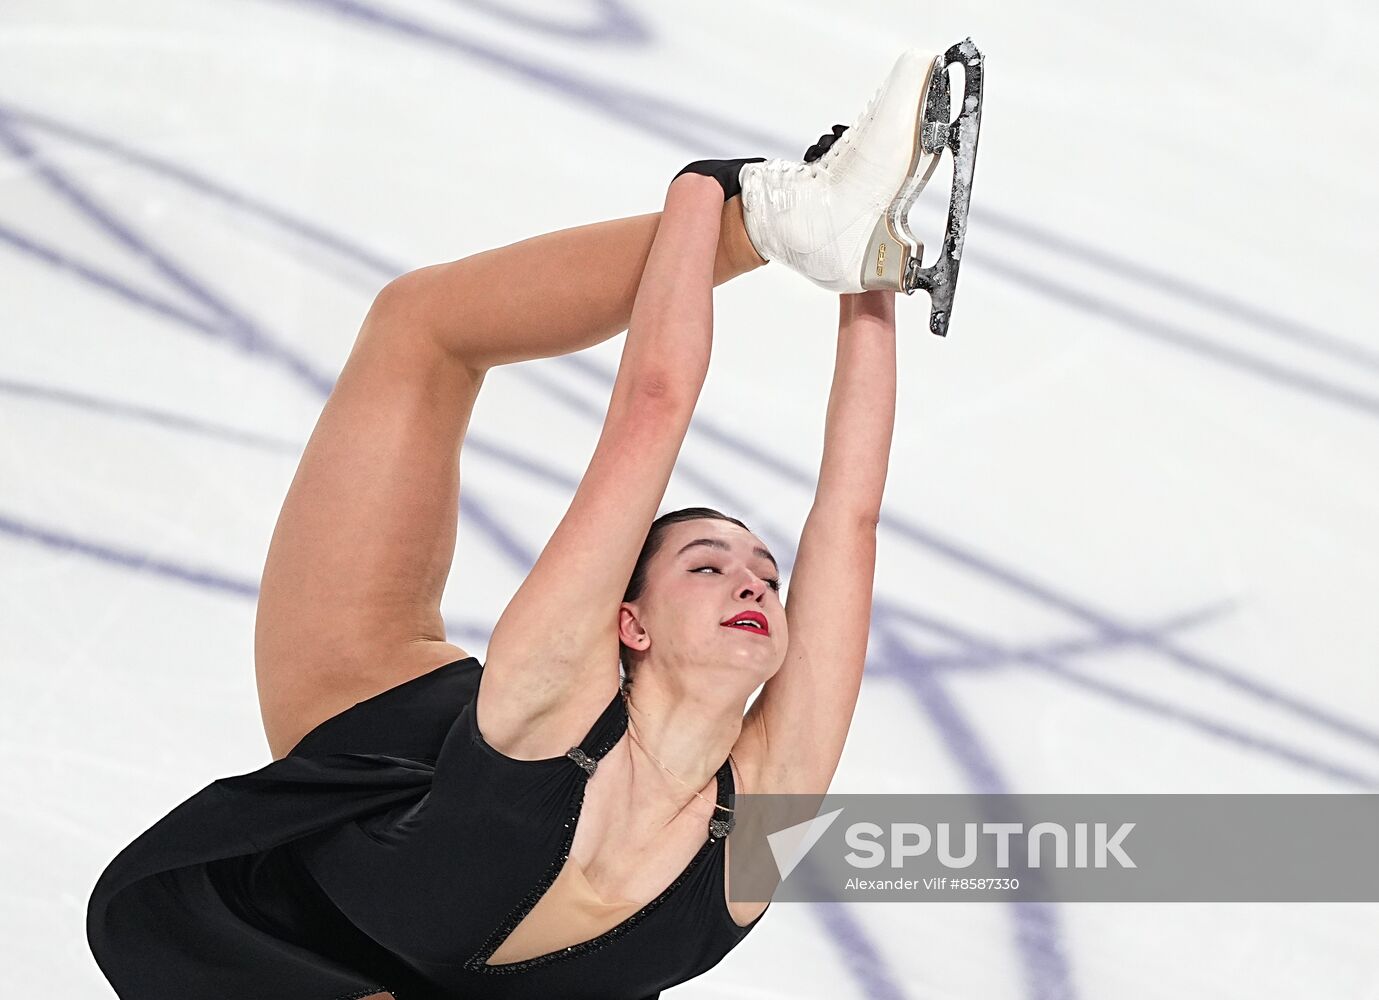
[3,1,1378,996]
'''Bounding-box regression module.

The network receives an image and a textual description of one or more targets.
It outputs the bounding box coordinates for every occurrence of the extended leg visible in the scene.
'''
[255,195,764,759]
[401,195,764,371]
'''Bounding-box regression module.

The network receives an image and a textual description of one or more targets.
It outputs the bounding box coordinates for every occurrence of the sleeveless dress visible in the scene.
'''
[86,656,769,1000]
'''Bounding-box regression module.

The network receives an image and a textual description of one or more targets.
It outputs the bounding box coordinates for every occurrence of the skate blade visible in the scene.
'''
[901,38,985,337]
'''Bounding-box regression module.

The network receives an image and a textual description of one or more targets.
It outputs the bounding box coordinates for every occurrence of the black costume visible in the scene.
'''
[87,656,768,999]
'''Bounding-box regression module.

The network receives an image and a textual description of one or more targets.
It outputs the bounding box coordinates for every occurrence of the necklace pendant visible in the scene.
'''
[709,816,734,839]
[566,746,598,777]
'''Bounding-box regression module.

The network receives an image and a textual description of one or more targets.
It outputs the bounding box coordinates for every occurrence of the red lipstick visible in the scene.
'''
[720,610,770,636]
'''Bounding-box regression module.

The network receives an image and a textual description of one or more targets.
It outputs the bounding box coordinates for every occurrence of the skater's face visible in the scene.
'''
[619,519,787,686]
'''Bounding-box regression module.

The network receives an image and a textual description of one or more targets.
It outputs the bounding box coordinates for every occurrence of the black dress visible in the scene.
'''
[86,656,769,999]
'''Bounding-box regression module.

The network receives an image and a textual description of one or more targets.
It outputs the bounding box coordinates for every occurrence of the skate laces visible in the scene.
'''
[763,81,883,183]
[765,157,822,179]
[820,84,880,165]
[794,82,882,177]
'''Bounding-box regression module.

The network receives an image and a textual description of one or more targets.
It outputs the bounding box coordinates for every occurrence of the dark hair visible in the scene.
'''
[619,506,752,691]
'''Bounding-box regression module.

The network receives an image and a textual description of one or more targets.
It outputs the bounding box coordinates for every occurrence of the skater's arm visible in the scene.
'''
[810,291,897,520]
[741,291,897,794]
[480,175,723,753]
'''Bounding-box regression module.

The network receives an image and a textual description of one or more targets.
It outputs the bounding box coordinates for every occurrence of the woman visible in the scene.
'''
[87,46,976,1000]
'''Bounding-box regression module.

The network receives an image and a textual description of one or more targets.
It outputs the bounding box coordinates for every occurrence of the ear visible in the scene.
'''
[618,602,650,650]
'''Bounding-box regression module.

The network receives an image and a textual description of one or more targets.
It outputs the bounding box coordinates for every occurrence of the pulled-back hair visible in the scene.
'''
[619,506,751,691]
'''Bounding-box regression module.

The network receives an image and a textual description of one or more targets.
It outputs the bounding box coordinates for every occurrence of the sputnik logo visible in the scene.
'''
[766,807,846,880]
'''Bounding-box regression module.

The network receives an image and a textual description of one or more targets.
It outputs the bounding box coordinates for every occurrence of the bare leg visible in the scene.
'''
[401,195,765,371]
[255,194,765,759]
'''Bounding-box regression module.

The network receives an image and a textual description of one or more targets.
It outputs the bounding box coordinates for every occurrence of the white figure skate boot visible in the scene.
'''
[739,39,985,336]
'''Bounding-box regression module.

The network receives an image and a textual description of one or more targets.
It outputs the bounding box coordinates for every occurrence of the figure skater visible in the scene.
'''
[87,44,984,1000]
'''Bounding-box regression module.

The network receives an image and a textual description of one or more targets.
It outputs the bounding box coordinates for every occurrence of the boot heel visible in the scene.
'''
[860,215,918,292]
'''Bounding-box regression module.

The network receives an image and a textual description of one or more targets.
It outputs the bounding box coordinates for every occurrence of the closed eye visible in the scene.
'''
[692,565,782,593]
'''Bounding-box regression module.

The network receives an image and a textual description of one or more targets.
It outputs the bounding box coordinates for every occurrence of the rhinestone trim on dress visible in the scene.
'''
[464,703,735,975]
[565,746,598,776]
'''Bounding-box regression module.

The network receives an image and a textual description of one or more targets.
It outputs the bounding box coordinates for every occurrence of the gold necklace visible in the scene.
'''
[620,689,734,815]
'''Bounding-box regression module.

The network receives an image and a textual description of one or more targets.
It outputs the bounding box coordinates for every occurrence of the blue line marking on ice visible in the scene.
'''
[440,0,649,43]
[873,628,1079,998]
[2,33,1374,994]
[270,0,1378,409]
